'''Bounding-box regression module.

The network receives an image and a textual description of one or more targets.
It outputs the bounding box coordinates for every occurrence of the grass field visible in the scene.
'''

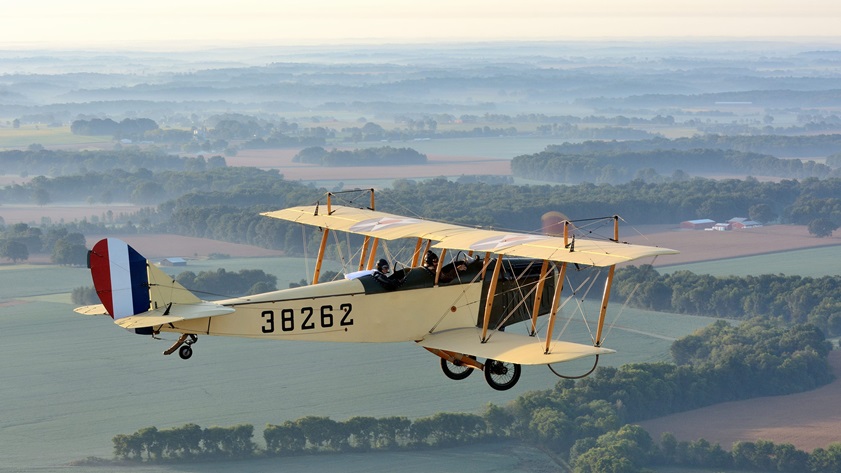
[0,251,719,472]
[660,245,841,278]
[0,125,111,149]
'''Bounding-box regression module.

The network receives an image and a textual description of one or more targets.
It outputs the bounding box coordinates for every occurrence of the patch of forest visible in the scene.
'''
[511,148,835,184]
[544,134,841,159]
[0,148,225,178]
[614,265,841,337]
[100,320,836,472]
[6,171,841,255]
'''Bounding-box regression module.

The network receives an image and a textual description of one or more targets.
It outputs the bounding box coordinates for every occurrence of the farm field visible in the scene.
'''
[623,224,841,267]
[640,350,841,453]
[230,148,513,184]
[0,203,146,226]
[0,125,111,149]
[0,250,718,472]
[660,245,841,278]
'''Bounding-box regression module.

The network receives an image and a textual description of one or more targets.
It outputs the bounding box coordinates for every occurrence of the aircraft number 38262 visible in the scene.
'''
[261,303,353,333]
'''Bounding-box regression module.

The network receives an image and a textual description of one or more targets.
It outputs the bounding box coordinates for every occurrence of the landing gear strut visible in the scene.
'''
[164,334,198,360]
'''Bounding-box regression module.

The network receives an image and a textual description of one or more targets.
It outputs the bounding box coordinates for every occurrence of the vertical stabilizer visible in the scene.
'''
[89,238,151,319]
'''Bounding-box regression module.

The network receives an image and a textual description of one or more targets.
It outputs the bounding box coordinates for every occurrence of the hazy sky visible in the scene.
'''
[3,0,841,50]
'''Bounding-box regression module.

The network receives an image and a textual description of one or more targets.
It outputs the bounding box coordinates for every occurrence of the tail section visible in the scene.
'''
[88,238,204,334]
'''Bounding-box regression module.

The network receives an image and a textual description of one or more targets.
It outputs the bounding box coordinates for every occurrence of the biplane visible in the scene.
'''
[76,190,677,390]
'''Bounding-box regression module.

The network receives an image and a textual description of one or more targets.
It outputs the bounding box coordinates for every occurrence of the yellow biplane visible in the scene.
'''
[76,190,677,390]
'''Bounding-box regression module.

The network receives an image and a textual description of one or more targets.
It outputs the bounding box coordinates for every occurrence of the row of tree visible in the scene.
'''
[6,171,841,260]
[0,148,224,178]
[511,148,835,184]
[613,266,841,336]
[543,133,841,159]
[109,319,834,470]
[70,118,159,139]
[0,224,87,265]
[113,420,841,472]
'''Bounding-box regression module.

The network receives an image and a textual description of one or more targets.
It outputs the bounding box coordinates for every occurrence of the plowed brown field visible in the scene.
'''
[640,351,841,451]
[623,224,841,266]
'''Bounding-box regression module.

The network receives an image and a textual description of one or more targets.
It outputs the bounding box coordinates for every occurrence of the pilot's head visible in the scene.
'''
[425,251,438,268]
[377,259,390,274]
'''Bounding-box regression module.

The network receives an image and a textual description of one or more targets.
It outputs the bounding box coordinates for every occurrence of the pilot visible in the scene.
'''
[374,258,403,290]
[425,250,467,283]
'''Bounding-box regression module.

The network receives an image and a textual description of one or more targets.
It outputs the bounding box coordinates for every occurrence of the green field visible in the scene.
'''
[660,245,841,278]
[0,125,111,149]
[0,256,720,471]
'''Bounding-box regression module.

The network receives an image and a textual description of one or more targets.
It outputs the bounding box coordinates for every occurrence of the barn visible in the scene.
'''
[680,219,716,230]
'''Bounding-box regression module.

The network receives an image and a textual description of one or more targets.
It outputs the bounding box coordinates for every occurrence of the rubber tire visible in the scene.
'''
[483,358,521,391]
[441,355,476,380]
[178,345,193,360]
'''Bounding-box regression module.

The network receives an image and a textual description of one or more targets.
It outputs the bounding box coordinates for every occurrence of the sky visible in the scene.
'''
[2,0,841,50]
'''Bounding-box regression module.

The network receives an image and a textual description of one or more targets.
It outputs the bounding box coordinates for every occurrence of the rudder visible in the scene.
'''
[89,238,151,320]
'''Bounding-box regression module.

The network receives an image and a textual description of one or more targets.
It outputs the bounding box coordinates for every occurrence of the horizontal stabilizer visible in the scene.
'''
[417,328,614,366]
[73,304,109,316]
[114,301,235,329]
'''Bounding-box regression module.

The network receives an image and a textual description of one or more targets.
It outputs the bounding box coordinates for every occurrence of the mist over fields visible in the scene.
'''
[3,40,841,472]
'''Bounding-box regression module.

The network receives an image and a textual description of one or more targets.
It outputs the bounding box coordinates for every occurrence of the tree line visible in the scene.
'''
[544,134,841,159]
[107,319,835,471]
[0,223,87,265]
[8,171,841,257]
[613,266,841,337]
[511,148,835,184]
[71,118,159,139]
[0,148,224,178]
[112,421,841,472]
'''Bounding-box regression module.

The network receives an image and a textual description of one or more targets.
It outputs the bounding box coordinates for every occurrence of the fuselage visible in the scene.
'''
[161,269,484,343]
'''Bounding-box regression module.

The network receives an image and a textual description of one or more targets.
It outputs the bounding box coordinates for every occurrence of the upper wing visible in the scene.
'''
[417,327,614,365]
[263,204,677,267]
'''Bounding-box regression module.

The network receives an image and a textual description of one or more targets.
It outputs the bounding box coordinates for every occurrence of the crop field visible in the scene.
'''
[660,245,841,278]
[0,246,719,472]
[0,125,111,149]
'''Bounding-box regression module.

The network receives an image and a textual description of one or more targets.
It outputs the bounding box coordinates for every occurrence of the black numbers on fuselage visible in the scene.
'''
[260,303,353,334]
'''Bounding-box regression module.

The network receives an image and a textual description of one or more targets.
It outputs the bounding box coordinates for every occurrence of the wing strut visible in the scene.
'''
[358,236,371,271]
[313,228,329,284]
[528,259,550,336]
[410,238,423,266]
[594,216,619,346]
[480,253,504,343]
[544,261,568,354]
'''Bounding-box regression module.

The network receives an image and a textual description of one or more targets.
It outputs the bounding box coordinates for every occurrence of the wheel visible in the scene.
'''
[441,355,476,380]
[483,359,521,391]
[178,345,193,360]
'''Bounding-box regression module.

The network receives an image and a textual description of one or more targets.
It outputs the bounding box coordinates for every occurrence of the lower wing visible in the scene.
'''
[417,327,614,366]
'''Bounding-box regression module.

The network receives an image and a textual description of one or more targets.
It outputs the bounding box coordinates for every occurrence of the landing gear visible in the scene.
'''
[483,358,521,391]
[441,355,477,380]
[164,333,198,359]
[178,344,193,359]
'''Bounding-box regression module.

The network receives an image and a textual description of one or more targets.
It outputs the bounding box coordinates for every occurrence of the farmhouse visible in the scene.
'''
[681,219,716,230]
